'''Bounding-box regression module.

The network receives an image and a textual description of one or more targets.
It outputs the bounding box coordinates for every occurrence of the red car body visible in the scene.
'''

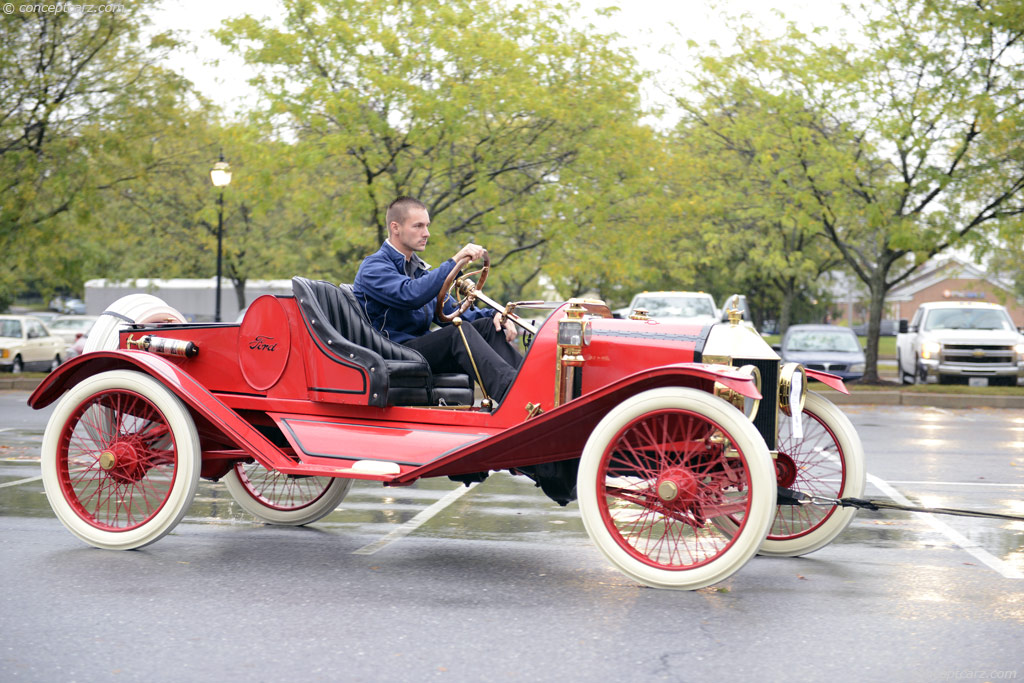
[28,280,863,590]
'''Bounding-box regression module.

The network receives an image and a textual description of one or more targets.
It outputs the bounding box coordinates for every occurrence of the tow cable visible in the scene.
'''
[778,487,1024,523]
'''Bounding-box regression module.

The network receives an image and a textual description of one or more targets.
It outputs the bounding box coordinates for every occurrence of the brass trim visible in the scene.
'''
[778,362,807,417]
[714,364,762,423]
[657,480,679,501]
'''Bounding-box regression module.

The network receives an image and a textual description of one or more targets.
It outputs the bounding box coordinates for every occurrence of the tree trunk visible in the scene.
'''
[862,271,887,383]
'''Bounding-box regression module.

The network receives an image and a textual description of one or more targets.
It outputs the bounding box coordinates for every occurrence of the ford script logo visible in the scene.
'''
[249,335,278,352]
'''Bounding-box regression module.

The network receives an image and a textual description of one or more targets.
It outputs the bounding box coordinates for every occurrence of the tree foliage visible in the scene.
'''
[217,0,650,299]
[675,0,1024,378]
[0,1,191,307]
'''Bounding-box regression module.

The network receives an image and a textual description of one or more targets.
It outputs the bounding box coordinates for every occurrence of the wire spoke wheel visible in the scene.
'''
[223,461,352,526]
[579,388,775,590]
[41,370,199,550]
[758,391,865,556]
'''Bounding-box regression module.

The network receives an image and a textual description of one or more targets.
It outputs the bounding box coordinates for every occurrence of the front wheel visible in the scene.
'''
[40,370,200,549]
[11,356,23,374]
[897,350,912,385]
[577,388,776,590]
[223,461,352,525]
[758,391,865,556]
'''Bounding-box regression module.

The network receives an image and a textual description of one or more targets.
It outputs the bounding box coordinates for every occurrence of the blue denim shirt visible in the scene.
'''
[352,241,494,344]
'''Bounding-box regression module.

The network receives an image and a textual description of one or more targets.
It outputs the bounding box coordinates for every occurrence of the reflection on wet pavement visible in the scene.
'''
[2,401,1022,575]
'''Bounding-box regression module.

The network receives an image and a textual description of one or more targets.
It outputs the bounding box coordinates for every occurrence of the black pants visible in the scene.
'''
[403,317,522,401]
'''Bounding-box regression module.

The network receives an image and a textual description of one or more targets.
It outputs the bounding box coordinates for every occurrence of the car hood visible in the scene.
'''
[656,315,718,325]
[921,329,1023,344]
[0,335,22,343]
[783,350,865,364]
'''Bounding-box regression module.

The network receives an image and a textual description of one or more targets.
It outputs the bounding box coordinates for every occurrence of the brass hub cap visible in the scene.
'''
[655,467,699,507]
[657,480,679,501]
[99,450,116,470]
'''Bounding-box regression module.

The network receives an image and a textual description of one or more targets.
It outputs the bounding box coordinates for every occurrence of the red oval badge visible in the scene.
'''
[238,295,290,391]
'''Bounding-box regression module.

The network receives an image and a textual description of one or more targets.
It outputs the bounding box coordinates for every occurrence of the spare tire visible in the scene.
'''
[83,294,187,353]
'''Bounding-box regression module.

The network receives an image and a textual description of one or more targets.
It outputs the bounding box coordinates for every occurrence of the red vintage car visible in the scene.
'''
[28,265,865,590]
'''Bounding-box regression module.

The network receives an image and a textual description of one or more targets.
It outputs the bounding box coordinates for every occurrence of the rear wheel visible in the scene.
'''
[40,370,200,549]
[578,388,775,590]
[49,355,61,372]
[223,461,352,525]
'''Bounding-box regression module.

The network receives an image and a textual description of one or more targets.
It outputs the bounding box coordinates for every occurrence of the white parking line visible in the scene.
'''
[352,482,478,555]
[866,473,1023,579]
[0,475,42,489]
[883,480,1024,489]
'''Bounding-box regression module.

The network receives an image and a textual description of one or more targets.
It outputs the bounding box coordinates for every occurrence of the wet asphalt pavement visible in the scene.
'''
[1,390,1022,682]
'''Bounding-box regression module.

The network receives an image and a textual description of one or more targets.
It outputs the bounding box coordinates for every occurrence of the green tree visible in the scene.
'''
[217,0,647,299]
[94,117,340,316]
[0,1,192,308]
[680,0,1024,380]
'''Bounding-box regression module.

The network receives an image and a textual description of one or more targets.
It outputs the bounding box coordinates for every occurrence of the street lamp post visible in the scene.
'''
[209,154,232,322]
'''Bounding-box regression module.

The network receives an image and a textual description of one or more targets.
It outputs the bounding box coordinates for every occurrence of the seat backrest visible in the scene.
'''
[292,276,422,360]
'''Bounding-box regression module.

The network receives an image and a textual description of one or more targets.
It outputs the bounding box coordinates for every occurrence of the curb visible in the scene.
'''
[829,390,1024,410]
[0,377,45,391]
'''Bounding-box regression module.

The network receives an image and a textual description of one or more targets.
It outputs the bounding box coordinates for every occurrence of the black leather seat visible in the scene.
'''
[292,277,473,407]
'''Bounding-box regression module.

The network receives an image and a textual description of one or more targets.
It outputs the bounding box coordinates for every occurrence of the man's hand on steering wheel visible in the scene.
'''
[436,245,489,324]
[453,243,486,264]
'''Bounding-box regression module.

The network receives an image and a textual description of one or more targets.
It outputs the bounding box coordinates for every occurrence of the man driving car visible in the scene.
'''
[352,196,522,402]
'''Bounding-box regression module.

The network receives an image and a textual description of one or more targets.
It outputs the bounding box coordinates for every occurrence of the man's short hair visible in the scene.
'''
[386,196,427,229]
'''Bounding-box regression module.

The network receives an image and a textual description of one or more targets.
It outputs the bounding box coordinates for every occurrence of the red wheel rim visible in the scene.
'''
[769,409,846,540]
[56,389,178,532]
[234,463,334,511]
[596,409,754,570]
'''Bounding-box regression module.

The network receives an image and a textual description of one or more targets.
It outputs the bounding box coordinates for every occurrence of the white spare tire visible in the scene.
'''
[84,294,187,353]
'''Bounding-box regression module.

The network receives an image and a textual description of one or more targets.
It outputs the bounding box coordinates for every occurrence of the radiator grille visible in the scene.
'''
[736,357,779,450]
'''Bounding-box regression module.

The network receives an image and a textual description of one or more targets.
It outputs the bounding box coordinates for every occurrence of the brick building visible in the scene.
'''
[886,256,1024,327]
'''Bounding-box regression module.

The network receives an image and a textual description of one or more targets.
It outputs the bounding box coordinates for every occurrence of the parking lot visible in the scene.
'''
[0,390,1021,681]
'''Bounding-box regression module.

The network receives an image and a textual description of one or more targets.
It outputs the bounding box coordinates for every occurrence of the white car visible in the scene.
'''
[624,291,718,325]
[46,315,99,347]
[0,315,67,373]
[896,301,1024,386]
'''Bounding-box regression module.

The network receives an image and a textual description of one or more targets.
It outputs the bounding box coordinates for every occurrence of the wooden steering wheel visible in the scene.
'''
[436,252,490,323]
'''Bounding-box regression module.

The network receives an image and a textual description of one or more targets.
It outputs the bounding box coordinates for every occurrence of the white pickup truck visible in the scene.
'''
[896,301,1024,386]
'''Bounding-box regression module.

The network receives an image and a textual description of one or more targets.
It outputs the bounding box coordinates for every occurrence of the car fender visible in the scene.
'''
[396,361,763,482]
[803,368,848,394]
[28,350,290,472]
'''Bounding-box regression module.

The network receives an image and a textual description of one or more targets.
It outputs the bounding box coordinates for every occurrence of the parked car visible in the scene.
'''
[777,324,866,381]
[895,301,1024,386]
[46,315,99,347]
[27,310,62,325]
[0,315,66,373]
[48,296,86,315]
[623,291,718,325]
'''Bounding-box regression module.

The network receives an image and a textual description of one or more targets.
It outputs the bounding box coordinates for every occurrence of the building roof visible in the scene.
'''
[885,255,1012,302]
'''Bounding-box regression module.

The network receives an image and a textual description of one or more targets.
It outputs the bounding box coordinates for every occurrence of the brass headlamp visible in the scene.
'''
[555,300,591,406]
